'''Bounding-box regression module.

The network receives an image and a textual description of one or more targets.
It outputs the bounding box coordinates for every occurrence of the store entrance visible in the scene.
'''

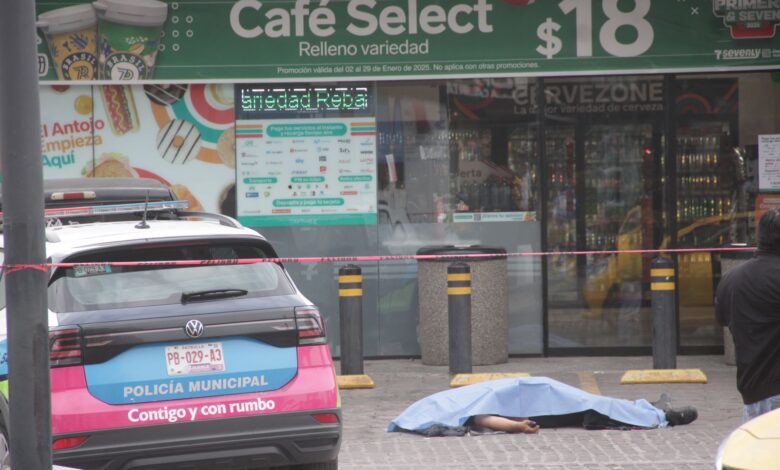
[545,114,663,349]
[544,76,743,352]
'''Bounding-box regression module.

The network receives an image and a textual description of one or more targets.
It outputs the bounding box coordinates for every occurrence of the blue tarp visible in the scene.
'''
[387,376,667,432]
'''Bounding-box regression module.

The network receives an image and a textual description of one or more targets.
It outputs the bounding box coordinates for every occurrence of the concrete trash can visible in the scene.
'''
[719,244,754,366]
[417,245,508,366]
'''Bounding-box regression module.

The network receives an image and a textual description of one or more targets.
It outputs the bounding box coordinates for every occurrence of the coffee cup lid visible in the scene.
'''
[37,4,97,35]
[93,0,168,27]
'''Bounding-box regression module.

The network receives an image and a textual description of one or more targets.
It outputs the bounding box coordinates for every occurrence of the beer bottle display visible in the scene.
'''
[675,130,734,225]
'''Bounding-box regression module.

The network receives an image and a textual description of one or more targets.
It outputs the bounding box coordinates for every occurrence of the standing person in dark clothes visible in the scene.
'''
[716,207,780,422]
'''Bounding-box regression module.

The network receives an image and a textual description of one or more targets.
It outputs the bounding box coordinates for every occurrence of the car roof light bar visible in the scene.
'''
[0,200,189,220]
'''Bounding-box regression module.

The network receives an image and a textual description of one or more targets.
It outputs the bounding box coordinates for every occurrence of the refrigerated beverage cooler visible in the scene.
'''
[675,120,742,346]
[544,123,658,309]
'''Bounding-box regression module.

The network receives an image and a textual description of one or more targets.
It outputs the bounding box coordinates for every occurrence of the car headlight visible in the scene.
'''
[714,430,731,470]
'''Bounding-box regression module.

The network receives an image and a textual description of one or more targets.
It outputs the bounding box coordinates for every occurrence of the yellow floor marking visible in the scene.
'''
[450,372,530,388]
[620,369,708,384]
[578,371,601,395]
[337,374,375,389]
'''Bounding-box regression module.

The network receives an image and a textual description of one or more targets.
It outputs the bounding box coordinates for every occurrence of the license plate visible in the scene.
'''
[165,342,226,376]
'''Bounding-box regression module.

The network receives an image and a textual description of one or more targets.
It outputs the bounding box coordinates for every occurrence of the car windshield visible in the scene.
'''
[48,242,293,312]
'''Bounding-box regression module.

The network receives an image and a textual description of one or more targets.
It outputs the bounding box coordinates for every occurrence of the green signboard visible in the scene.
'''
[36,0,780,83]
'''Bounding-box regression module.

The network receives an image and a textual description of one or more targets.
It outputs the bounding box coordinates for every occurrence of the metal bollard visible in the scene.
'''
[651,257,677,369]
[339,264,364,375]
[448,262,472,375]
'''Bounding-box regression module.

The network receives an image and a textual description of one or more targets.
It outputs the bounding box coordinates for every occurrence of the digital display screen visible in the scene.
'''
[236,84,374,119]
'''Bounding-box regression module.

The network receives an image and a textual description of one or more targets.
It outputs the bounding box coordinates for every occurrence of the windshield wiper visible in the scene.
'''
[181,289,248,304]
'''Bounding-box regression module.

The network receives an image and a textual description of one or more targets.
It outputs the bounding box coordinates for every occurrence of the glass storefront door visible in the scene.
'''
[544,76,664,350]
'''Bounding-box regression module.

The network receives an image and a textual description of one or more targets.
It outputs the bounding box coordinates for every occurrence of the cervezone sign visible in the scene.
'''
[35,0,780,83]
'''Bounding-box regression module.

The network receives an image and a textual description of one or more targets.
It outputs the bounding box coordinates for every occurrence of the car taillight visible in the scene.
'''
[49,327,83,367]
[295,307,327,346]
[312,413,339,424]
[49,190,97,201]
[53,436,89,450]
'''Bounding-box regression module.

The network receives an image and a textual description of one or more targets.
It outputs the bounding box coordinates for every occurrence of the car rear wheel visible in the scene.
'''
[0,419,9,470]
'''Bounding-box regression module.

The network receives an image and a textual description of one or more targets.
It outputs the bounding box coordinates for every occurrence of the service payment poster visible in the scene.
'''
[759,134,780,192]
[236,118,377,227]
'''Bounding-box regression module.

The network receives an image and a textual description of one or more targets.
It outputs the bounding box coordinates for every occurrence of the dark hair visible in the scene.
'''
[758,208,780,253]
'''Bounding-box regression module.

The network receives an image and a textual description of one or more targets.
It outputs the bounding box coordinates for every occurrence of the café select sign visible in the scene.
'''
[36,0,780,82]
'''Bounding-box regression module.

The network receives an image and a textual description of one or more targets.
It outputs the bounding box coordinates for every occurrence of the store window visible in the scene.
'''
[33,71,779,357]
[540,72,776,351]
[375,79,544,356]
[674,73,773,348]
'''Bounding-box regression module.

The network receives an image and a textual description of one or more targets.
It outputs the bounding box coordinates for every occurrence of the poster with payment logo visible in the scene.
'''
[235,118,377,227]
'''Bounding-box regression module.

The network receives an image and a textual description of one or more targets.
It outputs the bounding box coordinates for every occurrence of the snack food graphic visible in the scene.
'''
[171,184,204,212]
[93,0,168,80]
[74,95,93,115]
[207,84,234,107]
[157,119,202,164]
[83,152,138,178]
[217,126,236,169]
[149,85,234,165]
[37,4,98,80]
[100,85,139,135]
[133,168,172,187]
[144,84,188,106]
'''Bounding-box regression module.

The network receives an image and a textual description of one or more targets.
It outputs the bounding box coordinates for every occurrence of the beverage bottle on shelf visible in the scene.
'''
[478,182,489,212]
[490,180,500,211]
[500,179,512,211]
[566,231,576,252]
[465,183,477,211]
[471,183,481,212]
[558,163,566,186]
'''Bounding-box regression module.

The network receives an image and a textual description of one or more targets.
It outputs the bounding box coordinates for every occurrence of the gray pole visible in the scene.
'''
[448,263,472,375]
[338,265,363,375]
[0,0,51,468]
[651,257,677,369]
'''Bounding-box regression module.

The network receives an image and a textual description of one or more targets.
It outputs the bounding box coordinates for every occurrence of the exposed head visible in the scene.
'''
[758,207,780,253]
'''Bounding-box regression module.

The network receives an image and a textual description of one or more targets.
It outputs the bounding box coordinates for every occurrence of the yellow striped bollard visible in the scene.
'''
[448,262,472,375]
[339,265,363,376]
[651,257,677,369]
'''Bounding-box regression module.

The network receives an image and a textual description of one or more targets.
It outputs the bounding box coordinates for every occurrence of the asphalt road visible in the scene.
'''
[337,354,741,469]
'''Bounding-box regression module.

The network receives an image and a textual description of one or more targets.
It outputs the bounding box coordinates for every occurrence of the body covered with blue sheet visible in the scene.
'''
[387,377,667,433]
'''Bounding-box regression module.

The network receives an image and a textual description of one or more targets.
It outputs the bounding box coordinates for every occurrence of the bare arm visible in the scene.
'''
[472,415,539,434]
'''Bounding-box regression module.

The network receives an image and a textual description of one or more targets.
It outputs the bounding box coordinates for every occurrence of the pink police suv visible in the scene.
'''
[0,200,341,469]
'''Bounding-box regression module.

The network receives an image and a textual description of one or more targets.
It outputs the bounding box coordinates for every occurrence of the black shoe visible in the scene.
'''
[665,406,698,426]
[651,393,672,412]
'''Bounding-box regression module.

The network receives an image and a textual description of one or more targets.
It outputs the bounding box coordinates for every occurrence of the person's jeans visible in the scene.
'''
[743,394,780,422]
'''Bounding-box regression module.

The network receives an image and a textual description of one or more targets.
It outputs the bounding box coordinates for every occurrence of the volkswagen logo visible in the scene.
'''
[184,319,204,338]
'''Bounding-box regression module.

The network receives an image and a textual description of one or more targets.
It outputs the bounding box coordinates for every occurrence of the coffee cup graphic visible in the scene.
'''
[93,0,168,80]
[37,4,98,81]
